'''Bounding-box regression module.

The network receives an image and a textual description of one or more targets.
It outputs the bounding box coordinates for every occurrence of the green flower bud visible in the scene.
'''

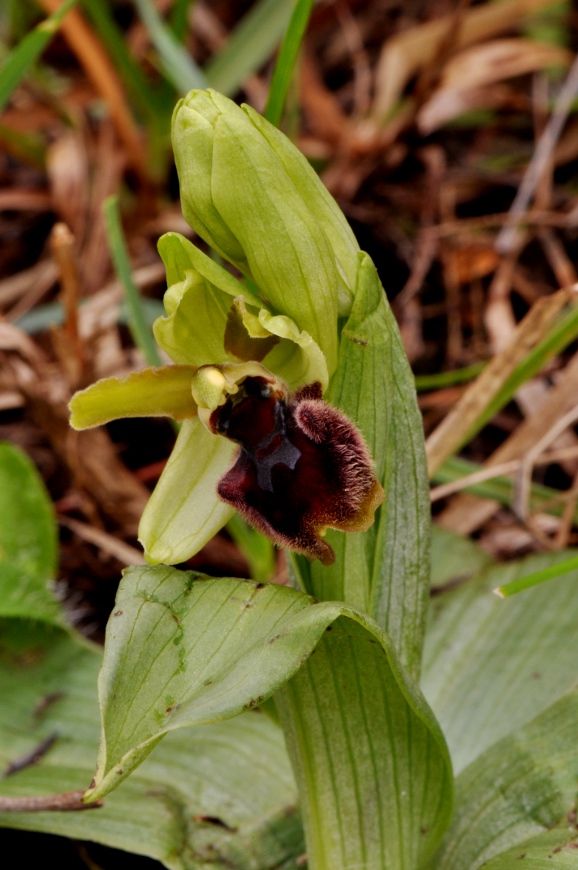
[172,89,360,378]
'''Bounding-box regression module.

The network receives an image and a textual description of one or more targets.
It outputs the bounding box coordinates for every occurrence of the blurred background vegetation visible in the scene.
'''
[1,0,578,863]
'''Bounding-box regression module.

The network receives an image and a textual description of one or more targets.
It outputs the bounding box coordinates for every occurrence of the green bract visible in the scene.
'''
[69,90,368,566]
[173,89,360,375]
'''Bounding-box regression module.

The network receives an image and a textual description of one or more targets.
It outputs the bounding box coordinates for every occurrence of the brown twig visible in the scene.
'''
[496,52,578,253]
[426,283,578,475]
[0,791,102,812]
[430,443,578,502]
[4,734,58,777]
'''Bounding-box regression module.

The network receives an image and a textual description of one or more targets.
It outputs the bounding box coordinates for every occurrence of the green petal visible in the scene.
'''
[69,366,197,430]
[158,232,262,308]
[154,232,265,366]
[139,417,236,564]
[224,296,280,362]
[259,309,328,391]
[153,269,233,366]
[155,232,328,390]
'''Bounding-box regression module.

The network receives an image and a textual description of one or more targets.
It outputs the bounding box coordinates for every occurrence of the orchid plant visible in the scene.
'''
[69,89,452,869]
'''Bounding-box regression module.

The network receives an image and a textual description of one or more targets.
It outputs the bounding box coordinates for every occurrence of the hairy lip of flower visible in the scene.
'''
[208,375,385,566]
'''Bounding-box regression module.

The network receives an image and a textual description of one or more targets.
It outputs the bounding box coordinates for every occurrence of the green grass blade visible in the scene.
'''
[494,554,578,597]
[80,0,164,123]
[460,300,578,448]
[103,195,162,367]
[204,0,294,97]
[168,0,193,42]
[134,0,206,93]
[264,0,314,127]
[0,0,76,113]
[415,362,486,392]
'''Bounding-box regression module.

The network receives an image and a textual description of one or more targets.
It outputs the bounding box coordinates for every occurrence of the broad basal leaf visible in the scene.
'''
[0,621,303,870]
[297,254,431,680]
[477,826,578,868]
[428,690,578,870]
[0,442,62,626]
[430,524,493,591]
[86,565,453,869]
[422,550,578,773]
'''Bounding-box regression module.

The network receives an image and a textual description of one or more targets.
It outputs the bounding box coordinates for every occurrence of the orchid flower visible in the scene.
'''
[69,90,384,566]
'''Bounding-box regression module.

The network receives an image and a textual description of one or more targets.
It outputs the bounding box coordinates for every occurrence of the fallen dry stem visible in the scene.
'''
[496,52,578,254]
[430,443,578,502]
[426,283,578,475]
[0,792,102,812]
[438,349,578,535]
[514,404,578,520]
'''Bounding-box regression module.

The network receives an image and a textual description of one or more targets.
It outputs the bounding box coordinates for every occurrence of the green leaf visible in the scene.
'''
[138,417,236,565]
[429,690,578,870]
[422,550,578,773]
[85,566,453,867]
[430,525,493,591]
[204,0,295,98]
[0,622,303,869]
[298,254,431,679]
[264,0,314,127]
[476,826,578,869]
[0,0,77,114]
[0,443,62,626]
[275,620,452,869]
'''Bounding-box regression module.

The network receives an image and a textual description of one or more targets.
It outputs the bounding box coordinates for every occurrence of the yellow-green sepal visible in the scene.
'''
[69,366,198,430]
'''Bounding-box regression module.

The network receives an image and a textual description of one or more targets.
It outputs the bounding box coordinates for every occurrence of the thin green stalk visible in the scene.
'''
[264,0,314,127]
[168,0,194,42]
[0,0,76,113]
[495,555,578,597]
[103,196,162,368]
[433,454,578,522]
[204,0,294,97]
[415,362,486,392]
[134,0,206,94]
[226,514,276,584]
[80,0,164,123]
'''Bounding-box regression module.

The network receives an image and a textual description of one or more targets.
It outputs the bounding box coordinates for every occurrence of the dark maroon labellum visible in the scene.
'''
[210,377,385,565]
